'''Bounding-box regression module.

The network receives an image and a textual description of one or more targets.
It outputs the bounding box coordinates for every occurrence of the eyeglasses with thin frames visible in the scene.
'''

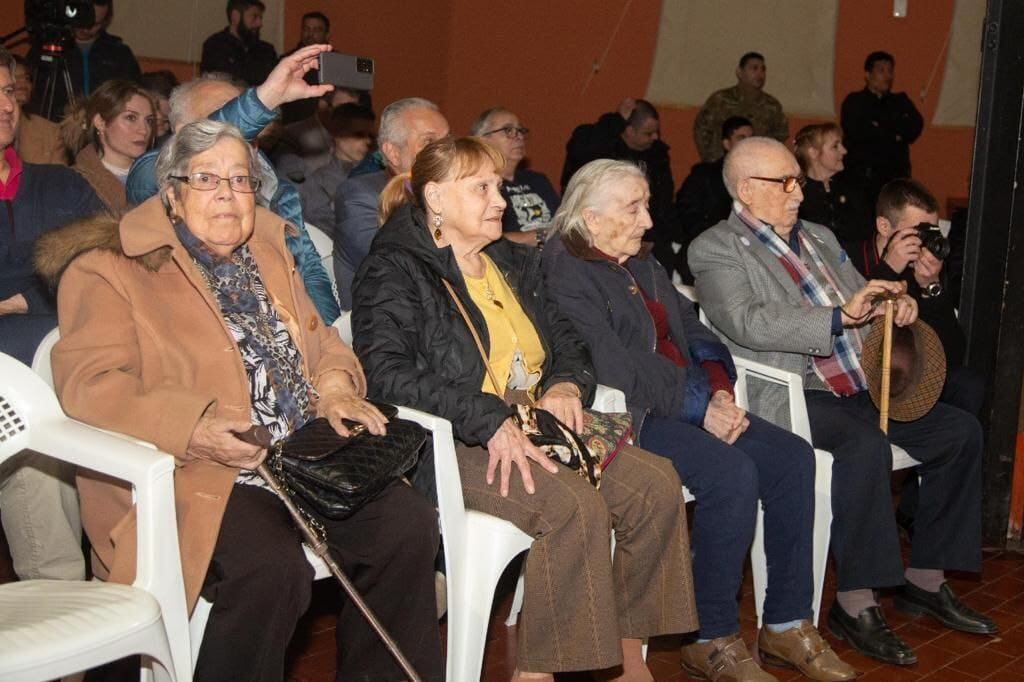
[481,125,530,139]
[748,174,806,193]
[171,172,262,194]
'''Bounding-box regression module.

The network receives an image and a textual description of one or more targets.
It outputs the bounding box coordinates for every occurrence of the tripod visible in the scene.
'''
[34,36,76,121]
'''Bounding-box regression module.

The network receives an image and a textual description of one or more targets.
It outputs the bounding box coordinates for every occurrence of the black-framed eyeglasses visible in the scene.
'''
[748,174,806,193]
[481,125,530,139]
[170,172,261,194]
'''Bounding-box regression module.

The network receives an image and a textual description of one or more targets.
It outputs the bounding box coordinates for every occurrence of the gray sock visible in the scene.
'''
[837,589,878,617]
[906,567,945,593]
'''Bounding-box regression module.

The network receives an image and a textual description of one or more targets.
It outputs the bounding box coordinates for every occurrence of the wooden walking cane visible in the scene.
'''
[238,428,422,682]
[878,298,895,434]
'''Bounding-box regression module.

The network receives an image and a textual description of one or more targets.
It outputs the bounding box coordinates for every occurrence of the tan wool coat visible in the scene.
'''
[36,196,364,611]
[16,113,67,165]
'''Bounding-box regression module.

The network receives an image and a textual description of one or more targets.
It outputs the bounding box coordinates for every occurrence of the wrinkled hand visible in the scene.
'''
[841,279,904,326]
[486,418,559,497]
[255,44,335,111]
[0,293,28,316]
[618,97,637,120]
[702,391,748,444]
[883,228,922,274]
[536,382,584,433]
[187,414,266,469]
[318,392,389,437]
[912,248,943,288]
[893,294,918,326]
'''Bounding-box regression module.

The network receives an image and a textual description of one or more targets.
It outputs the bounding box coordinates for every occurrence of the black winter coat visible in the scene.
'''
[673,158,731,284]
[351,204,596,446]
[542,237,735,434]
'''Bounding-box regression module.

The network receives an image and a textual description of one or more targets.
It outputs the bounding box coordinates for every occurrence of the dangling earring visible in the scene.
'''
[432,214,443,241]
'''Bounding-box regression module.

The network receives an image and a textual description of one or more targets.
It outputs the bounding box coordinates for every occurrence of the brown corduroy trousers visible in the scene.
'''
[457,443,698,673]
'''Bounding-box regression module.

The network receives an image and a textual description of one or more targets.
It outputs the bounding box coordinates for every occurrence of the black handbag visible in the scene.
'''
[268,402,427,520]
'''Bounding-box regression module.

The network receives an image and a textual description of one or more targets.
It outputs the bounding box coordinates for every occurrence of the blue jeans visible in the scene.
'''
[639,413,815,639]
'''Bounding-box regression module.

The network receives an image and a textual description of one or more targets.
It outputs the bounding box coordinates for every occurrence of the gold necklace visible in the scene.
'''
[483,280,503,309]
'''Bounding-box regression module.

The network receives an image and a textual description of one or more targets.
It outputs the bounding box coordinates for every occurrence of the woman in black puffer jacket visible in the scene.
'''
[351,136,697,680]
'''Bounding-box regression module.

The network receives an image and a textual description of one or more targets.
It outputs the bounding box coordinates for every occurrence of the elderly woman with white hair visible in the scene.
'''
[40,119,443,681]
[543,159,854,682]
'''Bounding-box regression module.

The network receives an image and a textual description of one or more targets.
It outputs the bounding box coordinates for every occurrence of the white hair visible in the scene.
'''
[168,72,245,130]
[550,159,647,250]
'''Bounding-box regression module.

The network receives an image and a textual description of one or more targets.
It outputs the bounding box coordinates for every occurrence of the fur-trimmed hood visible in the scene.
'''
[35,195,297,290]
[34,210,171,290]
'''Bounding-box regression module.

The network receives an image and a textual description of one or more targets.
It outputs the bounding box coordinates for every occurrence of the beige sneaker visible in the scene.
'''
[758,621,856,681]
[679,635,778,681]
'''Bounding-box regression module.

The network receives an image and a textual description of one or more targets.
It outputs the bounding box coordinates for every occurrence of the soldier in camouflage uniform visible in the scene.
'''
[693,52,788,162]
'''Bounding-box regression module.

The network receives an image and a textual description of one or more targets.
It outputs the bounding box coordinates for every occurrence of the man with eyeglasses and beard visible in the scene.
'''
[201,0,279,86]
[689,136,993,672]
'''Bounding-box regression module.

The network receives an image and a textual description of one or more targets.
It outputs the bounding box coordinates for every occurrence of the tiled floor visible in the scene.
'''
[285,547,1024,681]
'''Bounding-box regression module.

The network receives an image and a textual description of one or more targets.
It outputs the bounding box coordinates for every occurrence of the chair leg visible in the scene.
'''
[750,502,768,629]
[811,449,834,626]
[504,569,526,627]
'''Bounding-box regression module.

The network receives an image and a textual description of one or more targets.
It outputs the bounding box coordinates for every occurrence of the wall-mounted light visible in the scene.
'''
[894,0,908,18]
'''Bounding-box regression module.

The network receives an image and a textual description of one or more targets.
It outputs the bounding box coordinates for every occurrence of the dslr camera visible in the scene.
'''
[914,222,950,261]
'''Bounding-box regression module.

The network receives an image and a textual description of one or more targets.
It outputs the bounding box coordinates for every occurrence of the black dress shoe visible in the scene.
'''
[893,582,998,635]
[827,603,917,666]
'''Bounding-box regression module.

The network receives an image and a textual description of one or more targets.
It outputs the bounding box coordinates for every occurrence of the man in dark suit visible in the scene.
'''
[201,0,278,86]
[840,51,924,204]
[561,98,678,274]
[674,115,753,283]
[690,136,995,670]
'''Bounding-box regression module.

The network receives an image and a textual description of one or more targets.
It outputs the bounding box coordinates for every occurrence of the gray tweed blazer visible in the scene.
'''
[688,210,866,427]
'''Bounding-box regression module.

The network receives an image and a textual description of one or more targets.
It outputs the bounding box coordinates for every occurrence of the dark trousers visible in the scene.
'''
[194,481,443,682]
[0,313,56,366]
[805,390,983,592]
[898,364,987,521]
[638,413,815,638]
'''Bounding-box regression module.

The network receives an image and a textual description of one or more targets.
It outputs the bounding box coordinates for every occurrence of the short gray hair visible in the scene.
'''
[154,119,262,214]
[168,72,244,130]
[469,106,513,136]
[378,97,439,147]
[550,159,647,250]
[722,136,791,199]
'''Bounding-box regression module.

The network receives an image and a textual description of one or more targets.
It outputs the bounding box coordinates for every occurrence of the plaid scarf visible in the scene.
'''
[736,208,867,396]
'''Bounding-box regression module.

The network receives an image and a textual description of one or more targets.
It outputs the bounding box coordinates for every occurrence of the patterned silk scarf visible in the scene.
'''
[174,222,315,440]
[735,209,867,396]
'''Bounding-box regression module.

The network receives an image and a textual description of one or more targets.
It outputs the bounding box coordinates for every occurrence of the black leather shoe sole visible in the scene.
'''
[893,587,998,635]
[827,606,917,666]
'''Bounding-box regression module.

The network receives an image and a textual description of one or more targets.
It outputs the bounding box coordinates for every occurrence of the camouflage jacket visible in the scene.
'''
[693,85,789,162]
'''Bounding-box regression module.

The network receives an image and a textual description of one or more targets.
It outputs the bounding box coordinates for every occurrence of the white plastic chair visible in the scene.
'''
[676,284,922,625]
[306,222,336,286]
[0,352,190,682]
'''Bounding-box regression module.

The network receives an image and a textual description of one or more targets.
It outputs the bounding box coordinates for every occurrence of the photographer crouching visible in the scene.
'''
[847,178,986,537]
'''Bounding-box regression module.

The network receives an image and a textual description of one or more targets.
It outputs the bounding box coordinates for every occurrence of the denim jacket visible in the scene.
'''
[126,88,341,323]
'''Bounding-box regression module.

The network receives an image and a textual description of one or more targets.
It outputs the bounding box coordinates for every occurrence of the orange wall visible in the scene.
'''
[4,1,974,211]
[286,0,972,213]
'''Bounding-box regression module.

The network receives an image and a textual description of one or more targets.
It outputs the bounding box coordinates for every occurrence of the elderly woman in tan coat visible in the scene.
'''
[39,120,443,682]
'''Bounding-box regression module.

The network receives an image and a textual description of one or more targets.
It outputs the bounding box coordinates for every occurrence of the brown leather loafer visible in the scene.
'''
[680,635,778,681]
[758,621,857,681]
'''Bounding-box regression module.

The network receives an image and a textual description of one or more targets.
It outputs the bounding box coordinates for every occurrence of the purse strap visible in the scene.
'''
[441,278,512,404]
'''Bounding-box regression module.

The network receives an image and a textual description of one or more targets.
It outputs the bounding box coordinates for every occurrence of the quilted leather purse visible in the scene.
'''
[268,402,427,520]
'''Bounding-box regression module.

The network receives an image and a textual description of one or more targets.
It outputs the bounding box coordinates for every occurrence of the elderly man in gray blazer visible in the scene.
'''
[689,137,994,669]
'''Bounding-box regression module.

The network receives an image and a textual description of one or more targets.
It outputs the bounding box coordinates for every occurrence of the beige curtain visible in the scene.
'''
[108,0,285,63]
[932,0,986,126]
[645,0,839,117]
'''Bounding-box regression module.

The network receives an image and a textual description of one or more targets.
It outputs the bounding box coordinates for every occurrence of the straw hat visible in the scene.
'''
[861,318,946,422]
